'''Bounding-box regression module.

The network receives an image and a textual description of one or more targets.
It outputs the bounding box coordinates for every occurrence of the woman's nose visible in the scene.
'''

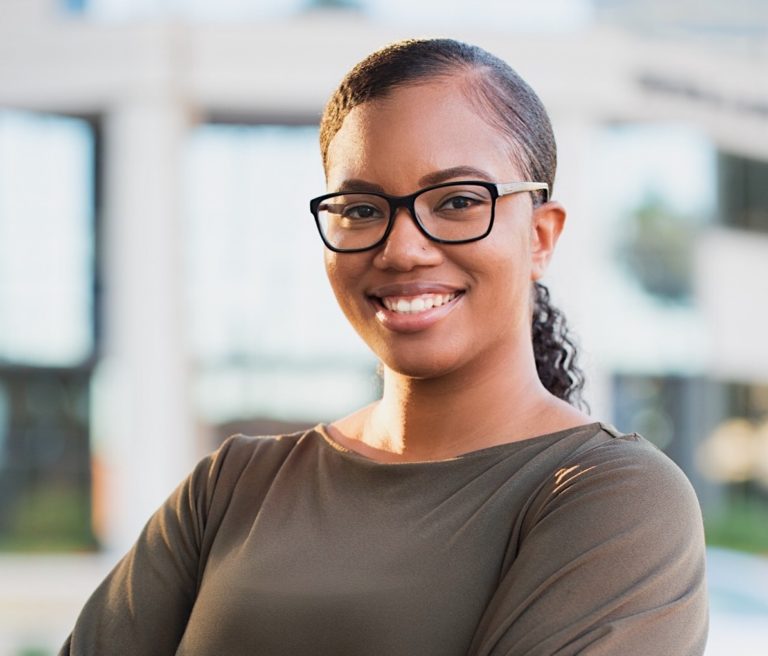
[372,207,443,271]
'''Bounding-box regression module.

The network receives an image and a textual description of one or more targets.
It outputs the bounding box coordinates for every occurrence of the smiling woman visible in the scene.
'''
[61,38,708,656]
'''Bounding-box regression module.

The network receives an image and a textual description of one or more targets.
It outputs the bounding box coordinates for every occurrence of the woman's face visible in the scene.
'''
[323,79,563,380]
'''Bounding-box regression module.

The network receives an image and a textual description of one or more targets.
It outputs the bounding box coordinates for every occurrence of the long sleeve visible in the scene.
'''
[469,435,708,656]
[59,437,239,656]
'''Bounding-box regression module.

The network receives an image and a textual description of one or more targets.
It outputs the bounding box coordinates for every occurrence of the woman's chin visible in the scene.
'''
[376,348,466,381]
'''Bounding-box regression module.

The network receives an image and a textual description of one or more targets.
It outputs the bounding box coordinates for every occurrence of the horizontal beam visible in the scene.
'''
[0,17,766,157]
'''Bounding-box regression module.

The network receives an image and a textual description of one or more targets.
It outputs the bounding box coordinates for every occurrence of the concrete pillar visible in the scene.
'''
[97,97,196,554]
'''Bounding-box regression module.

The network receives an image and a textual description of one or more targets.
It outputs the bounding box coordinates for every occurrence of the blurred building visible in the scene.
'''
[0,0,767,653]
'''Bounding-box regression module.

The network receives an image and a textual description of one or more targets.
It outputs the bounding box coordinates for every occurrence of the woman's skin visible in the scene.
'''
[325,79,591,463]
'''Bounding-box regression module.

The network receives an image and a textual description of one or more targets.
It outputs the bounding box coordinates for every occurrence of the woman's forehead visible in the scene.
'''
[325,81,522,188]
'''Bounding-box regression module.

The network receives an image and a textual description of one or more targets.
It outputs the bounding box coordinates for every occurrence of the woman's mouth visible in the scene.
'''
[379,292,460,314]
[368,289,464,333]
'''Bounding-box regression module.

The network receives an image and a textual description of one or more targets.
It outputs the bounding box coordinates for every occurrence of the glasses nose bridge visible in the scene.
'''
[388,192,421,228]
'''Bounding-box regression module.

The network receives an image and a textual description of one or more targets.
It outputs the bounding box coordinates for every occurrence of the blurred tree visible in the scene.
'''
[617,192,696,301]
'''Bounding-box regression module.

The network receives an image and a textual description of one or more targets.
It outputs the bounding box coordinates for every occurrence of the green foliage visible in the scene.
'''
[617,192,696,301]
[704,497,768,555]
[16,647,51,656]
[0,483,95,552]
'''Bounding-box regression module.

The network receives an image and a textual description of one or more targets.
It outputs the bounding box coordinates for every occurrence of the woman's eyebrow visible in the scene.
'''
[333,167,494,194]
[333,179,386,193]
[418,166,493,186]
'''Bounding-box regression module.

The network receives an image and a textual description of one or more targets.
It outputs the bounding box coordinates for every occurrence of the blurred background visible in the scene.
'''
[1,0,767,653]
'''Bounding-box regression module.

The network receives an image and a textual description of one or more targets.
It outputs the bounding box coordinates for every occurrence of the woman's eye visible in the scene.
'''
[439,196,476,211]
[343,204,381,220]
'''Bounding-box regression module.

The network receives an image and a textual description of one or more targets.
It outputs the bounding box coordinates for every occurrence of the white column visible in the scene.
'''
[97,97,197,554]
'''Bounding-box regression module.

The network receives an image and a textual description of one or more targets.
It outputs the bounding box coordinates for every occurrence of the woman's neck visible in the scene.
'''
[330,345,590,463]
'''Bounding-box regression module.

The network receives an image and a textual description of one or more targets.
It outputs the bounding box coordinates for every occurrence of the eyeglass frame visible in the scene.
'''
[309,180,550,253]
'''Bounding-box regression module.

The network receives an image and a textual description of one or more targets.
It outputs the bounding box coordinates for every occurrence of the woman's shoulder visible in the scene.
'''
[211,426,322,473]
[524,420,684,475]
[478,423,708,655]
[563,422,693,488]
[186,427,323,503]
[218,427,316,457]
[533,422,702,532]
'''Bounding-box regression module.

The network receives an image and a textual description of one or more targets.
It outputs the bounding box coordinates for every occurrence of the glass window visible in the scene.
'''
[593,123,716,302]
[0,110,96,551]
[718,152,768,233]
[0,367,94,551]
[185,124,377,426]
[582,123,716,376]
[594,124,716,222]
[0,111,95,367]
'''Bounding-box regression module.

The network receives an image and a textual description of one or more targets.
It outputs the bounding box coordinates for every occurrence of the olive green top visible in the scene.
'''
[61,422,708,655]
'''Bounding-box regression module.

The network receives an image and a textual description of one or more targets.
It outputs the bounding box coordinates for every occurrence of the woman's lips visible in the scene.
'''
[380,292,460,314]
[369,290,464,333]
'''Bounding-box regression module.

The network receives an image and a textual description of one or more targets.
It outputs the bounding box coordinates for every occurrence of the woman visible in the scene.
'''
[62,39,708,655]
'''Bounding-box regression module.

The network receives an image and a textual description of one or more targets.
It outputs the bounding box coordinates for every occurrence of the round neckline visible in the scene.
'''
[313,421,606,467]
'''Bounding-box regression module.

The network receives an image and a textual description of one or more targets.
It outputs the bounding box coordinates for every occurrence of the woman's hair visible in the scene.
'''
[319,38,586,408]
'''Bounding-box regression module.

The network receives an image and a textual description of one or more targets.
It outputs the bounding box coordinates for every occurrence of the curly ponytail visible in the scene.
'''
[531,282,586,408]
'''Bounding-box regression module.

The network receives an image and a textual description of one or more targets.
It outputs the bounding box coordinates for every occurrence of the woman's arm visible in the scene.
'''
[469,435,708,656]
[59,437,240,655]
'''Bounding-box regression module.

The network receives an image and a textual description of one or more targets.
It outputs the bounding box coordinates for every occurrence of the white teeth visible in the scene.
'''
[381,292,458,314]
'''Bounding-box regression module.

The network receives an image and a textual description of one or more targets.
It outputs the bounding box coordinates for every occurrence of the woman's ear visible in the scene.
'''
[530,201,566,280]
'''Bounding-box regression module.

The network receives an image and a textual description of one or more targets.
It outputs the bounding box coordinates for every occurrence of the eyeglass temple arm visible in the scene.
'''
[496,182,549,201]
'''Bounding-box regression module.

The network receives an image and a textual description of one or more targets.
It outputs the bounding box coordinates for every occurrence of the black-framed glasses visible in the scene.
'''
[309,180,549,253]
